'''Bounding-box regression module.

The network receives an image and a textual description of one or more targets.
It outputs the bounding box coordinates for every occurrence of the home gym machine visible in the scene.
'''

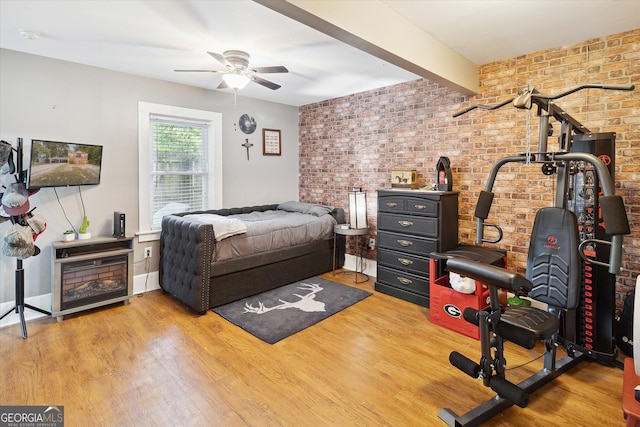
[437,83,634,426]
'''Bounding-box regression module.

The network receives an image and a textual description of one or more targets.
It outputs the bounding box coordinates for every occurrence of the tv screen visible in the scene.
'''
[27,139,103,189]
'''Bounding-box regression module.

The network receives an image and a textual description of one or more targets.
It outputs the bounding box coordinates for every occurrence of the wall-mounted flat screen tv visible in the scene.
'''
[27,139,103,189]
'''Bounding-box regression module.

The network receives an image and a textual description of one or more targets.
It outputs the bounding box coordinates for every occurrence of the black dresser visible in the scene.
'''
[375,190,458,307]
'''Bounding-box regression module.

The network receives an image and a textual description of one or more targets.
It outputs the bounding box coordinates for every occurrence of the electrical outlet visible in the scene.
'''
[368,238,375,250]
[144,247,152,258]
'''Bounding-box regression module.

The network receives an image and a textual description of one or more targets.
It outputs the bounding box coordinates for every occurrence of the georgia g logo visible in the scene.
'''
[444,304,462,318]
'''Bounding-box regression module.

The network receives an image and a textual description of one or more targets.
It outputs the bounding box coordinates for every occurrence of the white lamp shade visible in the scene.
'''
[222,72,250,89]
[348,190,367,229]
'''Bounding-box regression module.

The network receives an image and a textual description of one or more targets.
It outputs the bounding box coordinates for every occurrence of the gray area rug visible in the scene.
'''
[213,277,371,344]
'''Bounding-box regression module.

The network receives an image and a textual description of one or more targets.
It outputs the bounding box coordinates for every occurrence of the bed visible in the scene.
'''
[159,202,346,314]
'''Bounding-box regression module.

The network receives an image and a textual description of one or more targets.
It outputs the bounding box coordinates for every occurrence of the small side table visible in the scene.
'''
[333,225,369,284]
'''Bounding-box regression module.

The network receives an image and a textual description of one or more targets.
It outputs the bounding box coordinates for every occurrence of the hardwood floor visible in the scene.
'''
[0,272,625,426]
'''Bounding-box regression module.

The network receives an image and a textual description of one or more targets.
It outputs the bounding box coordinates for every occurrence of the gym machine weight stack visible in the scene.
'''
[566,132,618,363]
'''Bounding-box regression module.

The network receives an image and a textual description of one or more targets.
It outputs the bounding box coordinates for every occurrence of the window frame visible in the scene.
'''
[137,102,223,242]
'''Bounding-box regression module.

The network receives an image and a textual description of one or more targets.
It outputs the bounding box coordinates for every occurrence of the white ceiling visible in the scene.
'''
[1,0,638,106]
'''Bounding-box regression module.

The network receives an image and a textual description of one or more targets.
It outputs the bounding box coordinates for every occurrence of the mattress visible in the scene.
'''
[184,210,337,262]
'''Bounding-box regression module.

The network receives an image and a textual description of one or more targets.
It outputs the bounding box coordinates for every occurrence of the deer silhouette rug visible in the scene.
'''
[212,277,372,344]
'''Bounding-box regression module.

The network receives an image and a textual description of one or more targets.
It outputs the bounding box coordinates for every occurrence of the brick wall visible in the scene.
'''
[299,29,639,311]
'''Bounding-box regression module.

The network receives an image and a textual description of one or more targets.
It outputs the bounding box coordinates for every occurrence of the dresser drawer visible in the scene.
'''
[377,231,437,255]
[378,196,407,212]
[405,196,439,216]
[378,192,442,216]
[377,266,429,296]
[378,212,438,237]
[378,248,430,276]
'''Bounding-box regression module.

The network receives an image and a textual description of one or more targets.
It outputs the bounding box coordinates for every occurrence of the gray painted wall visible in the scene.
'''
[0,49,300,304]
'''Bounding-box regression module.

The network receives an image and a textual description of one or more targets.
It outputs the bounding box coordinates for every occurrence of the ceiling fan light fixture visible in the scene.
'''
[222,72,250,90]
[177,50,286,91]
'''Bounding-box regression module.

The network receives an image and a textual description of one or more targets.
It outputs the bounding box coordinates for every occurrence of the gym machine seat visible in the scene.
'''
[438,207,583,425]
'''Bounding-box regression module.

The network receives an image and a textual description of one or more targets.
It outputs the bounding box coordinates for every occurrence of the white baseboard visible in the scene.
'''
[133,271,160,294]
[0,293,51,329]
[343,254,376,278]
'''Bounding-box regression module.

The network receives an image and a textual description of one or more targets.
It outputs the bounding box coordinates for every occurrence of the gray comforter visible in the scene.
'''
[184,210,337,262]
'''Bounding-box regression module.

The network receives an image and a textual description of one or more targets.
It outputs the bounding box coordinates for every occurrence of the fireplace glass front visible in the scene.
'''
[60,254,129,311]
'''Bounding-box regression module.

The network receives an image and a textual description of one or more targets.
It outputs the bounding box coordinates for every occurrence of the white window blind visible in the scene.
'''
[149,117,209,229]
[138,102,222,240]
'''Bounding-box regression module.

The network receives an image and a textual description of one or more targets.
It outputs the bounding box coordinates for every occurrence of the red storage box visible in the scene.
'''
[429,246,507,340]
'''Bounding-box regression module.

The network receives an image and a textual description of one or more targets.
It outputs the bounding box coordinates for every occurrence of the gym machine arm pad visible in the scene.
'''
[475,191,494,219]
[600,195,631,236]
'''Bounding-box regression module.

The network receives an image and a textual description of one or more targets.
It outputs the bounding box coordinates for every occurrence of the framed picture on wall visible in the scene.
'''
[263,129,281,156]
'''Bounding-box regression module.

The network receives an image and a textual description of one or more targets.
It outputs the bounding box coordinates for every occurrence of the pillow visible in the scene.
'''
[277,201,334,217]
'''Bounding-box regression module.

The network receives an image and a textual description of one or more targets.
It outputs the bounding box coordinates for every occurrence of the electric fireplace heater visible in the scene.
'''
[52,237,133,321]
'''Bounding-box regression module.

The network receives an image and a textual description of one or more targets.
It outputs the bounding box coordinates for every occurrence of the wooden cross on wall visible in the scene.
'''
[241,138,253,160]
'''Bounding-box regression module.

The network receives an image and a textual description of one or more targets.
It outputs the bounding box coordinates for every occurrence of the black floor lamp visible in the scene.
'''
[0,137,50,338]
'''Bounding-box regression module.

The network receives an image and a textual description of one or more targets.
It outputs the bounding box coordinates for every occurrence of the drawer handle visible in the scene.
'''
[398,258,413,266]
[414,204,427,210]
[397,277,413,285]
[386,202,398,208]
[397,239,413,247]
[398,220,414,227]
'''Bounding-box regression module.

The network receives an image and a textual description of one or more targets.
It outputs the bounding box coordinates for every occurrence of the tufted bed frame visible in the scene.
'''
[159,204,346,314]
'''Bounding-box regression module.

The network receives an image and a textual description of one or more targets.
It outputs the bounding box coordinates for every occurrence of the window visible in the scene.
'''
[138,102,222,241]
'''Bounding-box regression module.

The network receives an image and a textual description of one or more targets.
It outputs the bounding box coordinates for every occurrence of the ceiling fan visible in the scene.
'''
[175,50,288,90]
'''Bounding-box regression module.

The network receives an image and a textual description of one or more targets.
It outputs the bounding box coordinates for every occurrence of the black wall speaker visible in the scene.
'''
[113,211,126,238]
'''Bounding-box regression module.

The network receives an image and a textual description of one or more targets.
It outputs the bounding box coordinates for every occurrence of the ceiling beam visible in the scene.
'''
[255,0,478,95]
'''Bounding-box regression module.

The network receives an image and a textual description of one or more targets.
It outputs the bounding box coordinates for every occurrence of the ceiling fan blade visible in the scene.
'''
[207,51,232,69]
[250,75,281,90]
[174,69,221,72]
[250,66,289,74]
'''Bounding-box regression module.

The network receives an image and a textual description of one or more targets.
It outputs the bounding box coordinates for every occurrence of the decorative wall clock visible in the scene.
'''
[239,114,257,134]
